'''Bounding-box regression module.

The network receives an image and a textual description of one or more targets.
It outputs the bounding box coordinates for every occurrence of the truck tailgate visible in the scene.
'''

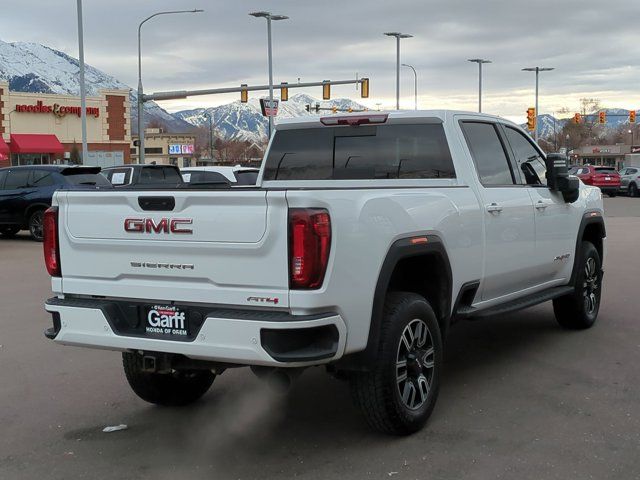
[55,189,290,307]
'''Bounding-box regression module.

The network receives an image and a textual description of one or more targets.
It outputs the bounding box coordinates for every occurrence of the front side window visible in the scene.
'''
[0,170,7,189]
[263,124,456,181]
[504,127,547,185]
[461,122,514,186]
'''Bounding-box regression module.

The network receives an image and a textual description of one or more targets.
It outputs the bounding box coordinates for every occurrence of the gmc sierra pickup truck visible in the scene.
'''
[43,111,606,435]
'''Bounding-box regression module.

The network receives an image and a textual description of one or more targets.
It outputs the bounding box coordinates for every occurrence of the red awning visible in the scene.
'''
[10,134,64,154]
[0,137,9,160]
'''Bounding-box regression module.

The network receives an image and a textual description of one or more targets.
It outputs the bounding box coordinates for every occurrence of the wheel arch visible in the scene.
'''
[337,234,453,371]
[570,212,606,285]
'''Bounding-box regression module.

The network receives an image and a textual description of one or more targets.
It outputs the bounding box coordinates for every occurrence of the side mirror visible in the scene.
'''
[546,153,579,203]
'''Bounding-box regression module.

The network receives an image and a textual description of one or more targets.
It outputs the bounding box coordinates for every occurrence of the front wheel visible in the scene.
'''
[350,292,442,435]
[629,183,639,198]
[122,352,215,406]
[553,241,602,329]
[28,210,45,242]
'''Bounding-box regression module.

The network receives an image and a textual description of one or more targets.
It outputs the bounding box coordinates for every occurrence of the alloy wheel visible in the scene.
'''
[583,257,599,315]
[30,211,44,240]
[396,318,435,410]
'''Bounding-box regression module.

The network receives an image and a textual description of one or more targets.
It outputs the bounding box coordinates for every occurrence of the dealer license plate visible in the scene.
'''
[143,304,189,338]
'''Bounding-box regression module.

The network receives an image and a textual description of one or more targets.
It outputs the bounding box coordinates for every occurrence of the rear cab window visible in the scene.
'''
[62,170,112,187]
[138,167,183,185]
[105,168,133,186]
[263,123,456,181]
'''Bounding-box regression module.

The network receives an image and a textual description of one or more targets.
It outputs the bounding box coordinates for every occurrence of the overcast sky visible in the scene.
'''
[2,0,639,121]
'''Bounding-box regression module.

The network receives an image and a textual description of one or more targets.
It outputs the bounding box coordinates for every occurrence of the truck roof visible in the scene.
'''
[275,109,515,130]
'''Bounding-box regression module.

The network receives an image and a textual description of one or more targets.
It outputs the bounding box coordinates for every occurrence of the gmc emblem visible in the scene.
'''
[124,218,193,234]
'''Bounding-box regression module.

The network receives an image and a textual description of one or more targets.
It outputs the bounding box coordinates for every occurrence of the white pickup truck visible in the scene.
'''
[43,111,606,435]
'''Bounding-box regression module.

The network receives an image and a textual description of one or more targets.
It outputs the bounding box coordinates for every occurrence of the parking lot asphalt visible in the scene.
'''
[1,197,639,480]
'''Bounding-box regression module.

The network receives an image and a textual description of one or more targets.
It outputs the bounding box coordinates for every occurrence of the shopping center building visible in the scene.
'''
[0,82,131,168]
[131,128,196,167]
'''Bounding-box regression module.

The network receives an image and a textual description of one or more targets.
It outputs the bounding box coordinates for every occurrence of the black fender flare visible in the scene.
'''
[338,234,452,370]
[569,212,606,285]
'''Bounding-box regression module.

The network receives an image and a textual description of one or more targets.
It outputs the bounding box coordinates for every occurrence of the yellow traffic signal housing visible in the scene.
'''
[331,106,338,114]
[526,107,536,131]
[322,81,331,100]
[598,111,606,124]
[574,113,582,124]
[240,84,248,103]
[280,82,289,102]
[361,78,370,98]
[630,111,636,123]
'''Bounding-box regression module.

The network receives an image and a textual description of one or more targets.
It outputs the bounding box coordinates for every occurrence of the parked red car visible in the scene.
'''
[569,165,621,197]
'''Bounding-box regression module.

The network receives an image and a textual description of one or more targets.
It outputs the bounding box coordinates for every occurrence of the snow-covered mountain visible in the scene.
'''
[0,39,193,133]
[520,110,640,139]
[174,94,368,142]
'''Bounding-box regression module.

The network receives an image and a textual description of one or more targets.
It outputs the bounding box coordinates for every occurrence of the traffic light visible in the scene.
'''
[331,106,338,114]
[574,113,582,124]
[315,103,320,113]
[630,111,636,123]
[305,104,310,112]
[280,82,288,102]
[322,80,331,100]
[240,84,248,103]
[361,78,370,98]
[598,111,606,124]
[526,107,536,131]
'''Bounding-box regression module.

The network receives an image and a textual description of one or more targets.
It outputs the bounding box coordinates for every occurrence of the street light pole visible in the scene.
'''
[401,64,417,110]
[75,0,88,163]
[250,11,289,139]
[468,59,491,113]
[385,33,413,110]
[522,66,554,142]
[137,9,203,165]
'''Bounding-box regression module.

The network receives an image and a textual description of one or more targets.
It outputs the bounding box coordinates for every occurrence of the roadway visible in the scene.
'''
[1,197,639,479]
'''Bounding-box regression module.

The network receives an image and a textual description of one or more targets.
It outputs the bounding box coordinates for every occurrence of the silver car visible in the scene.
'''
[619,166,640,197]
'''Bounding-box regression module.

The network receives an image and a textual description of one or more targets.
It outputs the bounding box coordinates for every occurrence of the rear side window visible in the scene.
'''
[263,124,456,180]
[64,173,112,186]
[628,168,638,175]
[184,171,229,184]
[30,170,56,187]
[4,169,31,189]
[234,170,259,185]
[461,122,514,186]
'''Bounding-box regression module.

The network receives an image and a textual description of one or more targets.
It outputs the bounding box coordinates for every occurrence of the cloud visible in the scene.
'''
[2,0,639,118]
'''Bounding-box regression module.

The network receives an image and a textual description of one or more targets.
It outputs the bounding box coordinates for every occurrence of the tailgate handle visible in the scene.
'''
[138,196,175,211]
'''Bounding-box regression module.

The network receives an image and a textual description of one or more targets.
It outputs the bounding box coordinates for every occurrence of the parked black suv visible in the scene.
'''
[0,165,111,241]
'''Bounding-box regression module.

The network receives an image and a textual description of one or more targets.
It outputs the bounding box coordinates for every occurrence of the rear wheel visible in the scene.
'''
[553,241,602,329]
[122,352,215,406]
[350,292,442,435]
[0,226,20,238]
[28,210,45,242]
[629,183,639,197]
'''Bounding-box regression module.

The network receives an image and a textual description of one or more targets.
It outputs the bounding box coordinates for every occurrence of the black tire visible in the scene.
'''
[553,241,602,330]
[630,183,639,198]
[350,292,442,435]
[122,352,215,406]
[28,210,45,242]
[0,226,20,238]
[607,192,617,198]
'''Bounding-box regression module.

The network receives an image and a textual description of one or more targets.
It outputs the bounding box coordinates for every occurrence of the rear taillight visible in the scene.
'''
[43,207,61,277]
[289,208,331,289]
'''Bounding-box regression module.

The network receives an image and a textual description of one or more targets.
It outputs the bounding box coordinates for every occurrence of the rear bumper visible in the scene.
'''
[44,297,346,368]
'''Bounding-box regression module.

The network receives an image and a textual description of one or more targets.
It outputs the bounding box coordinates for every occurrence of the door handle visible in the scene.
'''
[486,203,503,213]
[535,201,548,210]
